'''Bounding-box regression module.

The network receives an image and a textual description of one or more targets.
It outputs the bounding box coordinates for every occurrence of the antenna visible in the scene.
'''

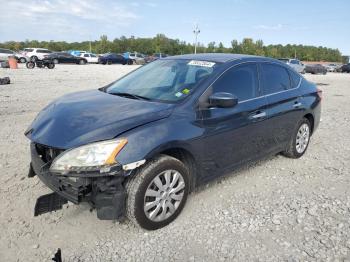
[193,24,200,54]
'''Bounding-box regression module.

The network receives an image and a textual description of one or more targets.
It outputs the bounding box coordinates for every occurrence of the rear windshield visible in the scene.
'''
[107,59,218,102]
[278,59,289,63]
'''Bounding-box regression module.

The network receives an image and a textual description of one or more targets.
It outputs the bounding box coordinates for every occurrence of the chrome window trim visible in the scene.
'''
[197,60,302,106]
[239,73,302,104]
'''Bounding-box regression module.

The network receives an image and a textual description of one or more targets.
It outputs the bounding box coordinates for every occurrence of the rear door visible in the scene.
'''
[197,63,270,179]
[259,62,304,152]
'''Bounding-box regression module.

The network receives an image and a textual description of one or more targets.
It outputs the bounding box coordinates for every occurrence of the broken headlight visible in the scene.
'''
[50,139,127,174]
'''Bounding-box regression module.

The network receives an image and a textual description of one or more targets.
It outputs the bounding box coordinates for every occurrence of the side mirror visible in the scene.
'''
[208,92,238,108]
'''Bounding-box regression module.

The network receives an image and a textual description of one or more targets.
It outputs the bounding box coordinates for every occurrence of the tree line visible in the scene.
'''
[0,34,343,62]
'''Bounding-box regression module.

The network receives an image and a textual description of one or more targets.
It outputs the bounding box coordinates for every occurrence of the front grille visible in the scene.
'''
[34,143,64,164]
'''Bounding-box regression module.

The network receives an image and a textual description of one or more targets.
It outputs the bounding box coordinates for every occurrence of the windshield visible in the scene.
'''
[106,59,218,102]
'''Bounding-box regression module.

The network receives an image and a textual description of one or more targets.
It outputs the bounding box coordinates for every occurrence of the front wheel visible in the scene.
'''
[126,155,190,230]
[282,118,311,158]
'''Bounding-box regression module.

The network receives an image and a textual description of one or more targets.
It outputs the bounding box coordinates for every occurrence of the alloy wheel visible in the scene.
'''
[296,123,310,153]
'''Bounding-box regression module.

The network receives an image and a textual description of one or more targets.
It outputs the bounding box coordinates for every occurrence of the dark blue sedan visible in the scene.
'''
[98,53,131,65]
[26,53,321,230]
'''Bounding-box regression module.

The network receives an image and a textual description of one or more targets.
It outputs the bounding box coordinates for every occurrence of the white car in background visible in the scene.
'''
[80,53,98,63]
[325,63,340,72]
[22,48,53,61]
[0,48,29,63]
[129,52,146,65]
[278,58,305,74]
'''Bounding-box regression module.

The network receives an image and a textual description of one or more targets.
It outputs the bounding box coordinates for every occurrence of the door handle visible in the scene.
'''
[250,111,266,119]
[293,102,302,108]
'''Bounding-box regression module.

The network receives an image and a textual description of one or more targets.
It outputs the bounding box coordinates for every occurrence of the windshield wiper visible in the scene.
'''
[108,92,151,101]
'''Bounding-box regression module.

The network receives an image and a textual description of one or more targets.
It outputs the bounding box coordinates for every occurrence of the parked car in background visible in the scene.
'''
[325,63,340,72]
[27,54,321,230]
[80,53,99,63]
[47,52,87,64]
[22,48,53,61]
[0,48,29,63]
[145,53,168,63]
[340,64,350,73]
[305,64,327,74]
[68,50,86,56]
[98,53,130,65]
[128,52,146,65]
[278,58,305,74]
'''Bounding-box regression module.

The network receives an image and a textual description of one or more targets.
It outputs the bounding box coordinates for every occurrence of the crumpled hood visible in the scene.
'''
[25,90,174,149]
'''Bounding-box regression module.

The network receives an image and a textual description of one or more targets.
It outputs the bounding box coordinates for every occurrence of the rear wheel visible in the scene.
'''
[126,155,190,230]
[26,61,35,69]
[47,63,55,69]
[30,56,38,62]
[282,118,311,158]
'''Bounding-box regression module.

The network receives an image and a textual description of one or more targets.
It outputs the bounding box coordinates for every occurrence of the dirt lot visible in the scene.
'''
[0,64,349,261]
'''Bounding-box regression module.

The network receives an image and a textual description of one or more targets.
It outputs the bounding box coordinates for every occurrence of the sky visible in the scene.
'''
[0,0,349,55]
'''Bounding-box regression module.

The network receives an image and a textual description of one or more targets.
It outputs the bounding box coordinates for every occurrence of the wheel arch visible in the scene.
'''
[303,113,314,134]
[158,147,198,191]
[142,143,199,192]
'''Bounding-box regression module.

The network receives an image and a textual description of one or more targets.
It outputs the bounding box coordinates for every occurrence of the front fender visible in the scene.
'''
[115,117,203,166]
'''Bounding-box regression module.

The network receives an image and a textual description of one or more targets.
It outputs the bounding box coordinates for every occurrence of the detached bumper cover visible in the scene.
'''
[30,142,127,220]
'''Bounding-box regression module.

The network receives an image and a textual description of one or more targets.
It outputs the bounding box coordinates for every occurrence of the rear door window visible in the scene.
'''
[212,63,259,101]
[261,63,291,94]
[288,70,301,88]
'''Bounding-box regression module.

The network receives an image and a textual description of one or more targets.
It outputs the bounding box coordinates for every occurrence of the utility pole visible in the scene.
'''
[193,24,200,54]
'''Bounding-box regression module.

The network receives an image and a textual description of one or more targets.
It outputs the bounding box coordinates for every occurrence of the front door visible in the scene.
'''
[196,63,270,180]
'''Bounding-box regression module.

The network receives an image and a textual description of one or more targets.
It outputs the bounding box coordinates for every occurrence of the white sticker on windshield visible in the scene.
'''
[188,60,215,68]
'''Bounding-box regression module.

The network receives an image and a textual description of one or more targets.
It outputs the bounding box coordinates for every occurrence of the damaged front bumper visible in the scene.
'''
[29,142,128,220]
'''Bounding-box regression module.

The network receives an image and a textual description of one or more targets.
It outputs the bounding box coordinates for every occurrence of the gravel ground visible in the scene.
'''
[0,64,349,261]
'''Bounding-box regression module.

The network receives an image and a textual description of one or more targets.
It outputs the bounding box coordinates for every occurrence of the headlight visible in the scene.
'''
[50,139,127,174]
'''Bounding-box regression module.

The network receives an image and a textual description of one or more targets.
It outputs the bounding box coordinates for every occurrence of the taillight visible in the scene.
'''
[317,88,323,101]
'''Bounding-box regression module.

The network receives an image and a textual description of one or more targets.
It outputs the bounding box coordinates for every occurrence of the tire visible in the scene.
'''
[53,59,59,64]
[79,59,86,65]
[47,63,55,69]
[107,60,112,65]
[127,59,133,65]
[19,57,27,63]
[30,56,38,62]
[26,61,35,69]
[125,155,190,230]
[282,118,311,159]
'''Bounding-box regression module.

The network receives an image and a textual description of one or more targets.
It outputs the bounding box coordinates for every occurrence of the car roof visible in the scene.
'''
[165,53,276,63]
